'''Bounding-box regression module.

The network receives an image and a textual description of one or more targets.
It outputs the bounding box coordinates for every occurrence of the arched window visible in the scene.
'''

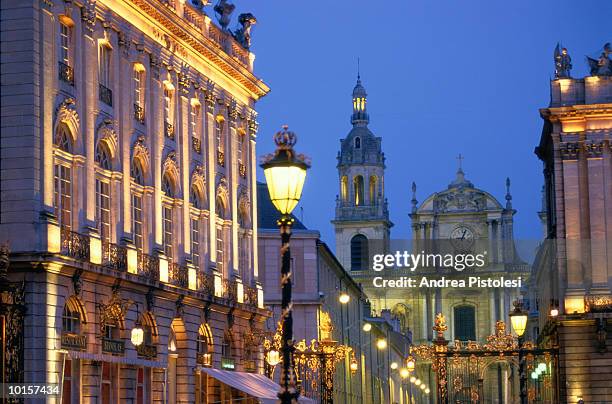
[96,144,111,170]
[162,174,175,198]
[354,137,361,149]
[57,124,73,153]
[340,176,348,202]
[190,186,203,210]
[131,159,144,186]
[197,324,213,366]
[369,176,377,204]
[98,43,112,89]
[62,298,84,334]
[353,175,364,206]
[454,305,476,341]
[350,234,368,271]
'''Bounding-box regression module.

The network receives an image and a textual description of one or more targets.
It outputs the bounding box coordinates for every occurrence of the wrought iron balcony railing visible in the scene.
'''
[168,262,188,288]
[197,271,215,296]
[192,136,201,153]
[58,62,74,85]
[60,227,90,261]
[134,104,145,124]
[137,251,159,282]
[99,83,113,106]
[101,241,127,272]
[165,121,174,139]
[223,278,237,303]
[243,285,258,308]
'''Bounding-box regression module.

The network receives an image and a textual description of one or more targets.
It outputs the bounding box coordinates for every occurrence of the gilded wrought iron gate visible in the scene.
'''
[412,315,558,404]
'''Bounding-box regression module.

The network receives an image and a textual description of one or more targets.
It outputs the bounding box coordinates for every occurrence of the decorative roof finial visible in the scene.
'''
[554,43,572,79]
[357,57,360,81]
[505,177,513,209]
[233,13,257,49]
[411,182,418,213]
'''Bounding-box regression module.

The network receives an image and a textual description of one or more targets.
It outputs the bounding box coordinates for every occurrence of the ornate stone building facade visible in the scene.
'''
[1,0,272,402]
[533,44,612,403]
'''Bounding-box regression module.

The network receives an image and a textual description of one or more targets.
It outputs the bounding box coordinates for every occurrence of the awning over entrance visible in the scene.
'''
[59,350,166,368]
[200,368,315,404]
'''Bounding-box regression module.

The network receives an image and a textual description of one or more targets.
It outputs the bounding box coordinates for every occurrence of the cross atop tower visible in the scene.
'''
[456,153,464,171]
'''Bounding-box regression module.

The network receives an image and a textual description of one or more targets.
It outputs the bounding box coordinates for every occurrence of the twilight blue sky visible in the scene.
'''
[217,1,611,250]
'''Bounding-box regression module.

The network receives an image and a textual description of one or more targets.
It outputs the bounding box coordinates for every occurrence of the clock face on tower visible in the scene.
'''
[450,226,475,251]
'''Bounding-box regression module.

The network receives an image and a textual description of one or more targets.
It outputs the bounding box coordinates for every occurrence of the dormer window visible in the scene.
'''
[354,137,361,149]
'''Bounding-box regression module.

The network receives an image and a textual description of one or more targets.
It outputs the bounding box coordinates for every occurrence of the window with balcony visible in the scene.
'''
[191,101,201,153]
[164,84,175,139]
[98,44,113,106]
[96,179,111,243]
[191,218,200,268]
[133,66,146,123]
[454,305,476,342]
[58,20,74,85]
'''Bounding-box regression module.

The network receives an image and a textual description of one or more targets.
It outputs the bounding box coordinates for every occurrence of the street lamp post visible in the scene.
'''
[510,300,529,404]
[261,125,310,404]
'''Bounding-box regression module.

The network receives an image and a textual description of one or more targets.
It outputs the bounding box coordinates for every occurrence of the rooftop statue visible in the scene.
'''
[587,42,612,77]
[213,0,235,31]
[233,13,257,49]
[554,43,572,78]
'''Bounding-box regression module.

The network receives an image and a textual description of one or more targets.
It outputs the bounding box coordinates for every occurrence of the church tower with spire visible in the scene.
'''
[332,75,392,273]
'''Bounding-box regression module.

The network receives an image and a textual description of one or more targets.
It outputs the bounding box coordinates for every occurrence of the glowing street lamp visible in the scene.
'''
[261,125,310,404]
[266,349,281,367]
[350,356,359,374]
[131,325,144,347]
[399,368,410,379]
[362,322,372,332]
[376,338,387,350]
[510,300,529,404]
[339,292,350,304]
[390,361,398,370]
[406,355,416,372]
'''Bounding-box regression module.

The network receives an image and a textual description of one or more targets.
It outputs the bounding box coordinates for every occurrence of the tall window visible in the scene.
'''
[191,102,200,138]
[350,234,368,271]
[163,206,173,261]
[191,218,200,268]
[216,226,224,274]
[96,179,111,243]
[132,194,143,251]
[354,175,364,206]
[369,175,377,204]
[101,362,115,403]
[215,118,224,151]
[59,22,71,65]
[197,324,212,366]
[164,86,174,126]
[354,136,361,149]
[134,68,145,107]
[99,44,112,87]
[62,304,81,334]
[341,176,348,202]
[454,305,476,341]
[54,164,72,230]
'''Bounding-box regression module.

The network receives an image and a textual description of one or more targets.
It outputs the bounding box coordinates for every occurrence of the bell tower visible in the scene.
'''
[332,74,392,273]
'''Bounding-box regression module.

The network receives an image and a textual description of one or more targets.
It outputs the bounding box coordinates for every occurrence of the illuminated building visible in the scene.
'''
[0,0,274,402]
[534,43,612,403]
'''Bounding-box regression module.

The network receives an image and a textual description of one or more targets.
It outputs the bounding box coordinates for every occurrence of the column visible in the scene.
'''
[119,33,132,238]
[81,15,97,229]
[487,220,494,263]
[179,86,191,259]
[150,57,163,249]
